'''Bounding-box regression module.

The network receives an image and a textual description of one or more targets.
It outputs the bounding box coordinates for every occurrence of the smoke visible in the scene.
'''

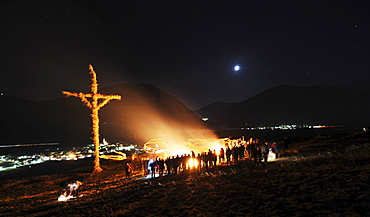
[63,64,221,167]
[103,83,220,157]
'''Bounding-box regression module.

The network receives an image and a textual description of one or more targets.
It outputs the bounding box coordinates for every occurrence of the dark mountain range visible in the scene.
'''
[196,85,370,128]
[2,84,369,146]
[194,102,237,129]
[0,83,212,145]
[336,80,370,91]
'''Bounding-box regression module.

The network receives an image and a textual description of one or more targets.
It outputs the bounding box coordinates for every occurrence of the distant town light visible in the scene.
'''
[242,124,340,131]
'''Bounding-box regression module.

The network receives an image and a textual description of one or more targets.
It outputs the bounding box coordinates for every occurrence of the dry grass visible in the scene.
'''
[1,131,369,216]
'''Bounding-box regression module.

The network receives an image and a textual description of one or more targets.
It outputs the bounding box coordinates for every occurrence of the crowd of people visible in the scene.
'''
[124,137,290,179]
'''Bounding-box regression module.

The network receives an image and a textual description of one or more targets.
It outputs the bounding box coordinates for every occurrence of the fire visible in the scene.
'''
[63,65,121,173]
[211,142,223,156]
[188,157,199,169]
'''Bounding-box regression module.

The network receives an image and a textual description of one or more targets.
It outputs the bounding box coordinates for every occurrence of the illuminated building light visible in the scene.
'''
[67,153,77,160]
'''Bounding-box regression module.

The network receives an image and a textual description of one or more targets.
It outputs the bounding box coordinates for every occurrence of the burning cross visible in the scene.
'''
[63,65,121,173]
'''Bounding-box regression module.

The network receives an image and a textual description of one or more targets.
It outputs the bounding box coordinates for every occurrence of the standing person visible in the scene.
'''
[201,152,207,170]
[232,146,238,164]
[150,160,156,178]
[191,151,196,158]
[165,157,172,175]
[158,158,165,176]
[226,147,232,165]
[142,159,149,175]
[271,142,278,159]
[251,142,260,164]
[213,149,217,166]
[239,144,245,159]
[203,152,209,171]
[219,147,225,164]
[125,162,133,178]
[196,153,202,172]
[249,143,256,161]
[173,156,180,175]
[247,142,254,158]
[261,143,269,164]
[207,149,213,168]
[256,146,262,164]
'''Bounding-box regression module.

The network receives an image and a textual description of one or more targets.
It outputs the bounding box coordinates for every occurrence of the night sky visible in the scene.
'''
[1,0,369,109]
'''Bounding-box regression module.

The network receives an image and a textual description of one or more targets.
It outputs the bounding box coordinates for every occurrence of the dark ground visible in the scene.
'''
[0,131,369,217]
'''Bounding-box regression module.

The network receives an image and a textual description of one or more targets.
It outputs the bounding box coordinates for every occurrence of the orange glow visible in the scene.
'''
[96,78,222,157]
[313,125,336,129]
[100,151,127,161]
[171,149,189,157]
[143,138,169,152]
[63,65,121,173]
[211,142,223,156]
[188,157,199,169]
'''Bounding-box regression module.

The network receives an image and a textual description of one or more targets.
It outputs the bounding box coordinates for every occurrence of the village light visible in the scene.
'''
[67,153,77,160]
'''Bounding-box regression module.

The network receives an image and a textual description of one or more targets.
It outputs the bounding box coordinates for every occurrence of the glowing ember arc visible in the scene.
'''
[63,64,121,173]
[143,138,169,153]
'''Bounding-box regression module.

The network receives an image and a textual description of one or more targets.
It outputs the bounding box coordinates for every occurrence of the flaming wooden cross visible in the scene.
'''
[63,65,121,173]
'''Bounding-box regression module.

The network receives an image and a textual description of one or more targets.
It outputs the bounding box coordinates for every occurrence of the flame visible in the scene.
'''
[188,157,199,169]
[211,142,223,156]
[63,65,121,173]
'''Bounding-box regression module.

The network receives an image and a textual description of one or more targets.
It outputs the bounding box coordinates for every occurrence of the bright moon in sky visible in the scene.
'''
[234,65,240,71]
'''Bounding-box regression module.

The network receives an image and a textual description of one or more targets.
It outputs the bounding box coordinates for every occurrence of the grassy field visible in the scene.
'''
[0,131,369,216]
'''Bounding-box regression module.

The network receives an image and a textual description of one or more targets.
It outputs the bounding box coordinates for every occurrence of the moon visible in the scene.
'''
[234,65,240,71]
